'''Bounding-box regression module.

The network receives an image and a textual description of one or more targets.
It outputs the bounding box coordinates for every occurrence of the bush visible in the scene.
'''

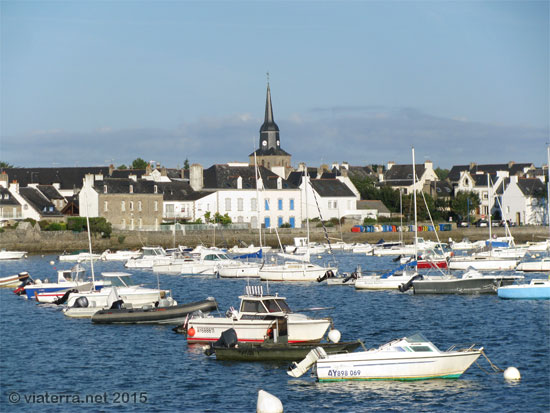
[363,217,377,225]
[280,223,291,228]
[67,217,112,238]
[118,235,126,244]
[44,222,66,231]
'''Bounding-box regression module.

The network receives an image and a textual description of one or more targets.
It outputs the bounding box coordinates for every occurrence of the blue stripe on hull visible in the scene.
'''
[319,374,462,382]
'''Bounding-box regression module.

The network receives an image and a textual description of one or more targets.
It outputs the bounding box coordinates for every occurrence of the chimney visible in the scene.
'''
[387,161,395,171]
[469,162,476,170]
[508,161,515,169]
[297,162,306,172]
[331,162,339,171]
[277,176,282,189]
[9,180,19,193]
[161,166,167,176]
[84,174,94,188]
[341,162,349,170]
[0,172,8,188]
[146,164,152,175]
[341,167,348,177]
[109,164,115,175]
[318,164,329,177]
[190,164,204,191]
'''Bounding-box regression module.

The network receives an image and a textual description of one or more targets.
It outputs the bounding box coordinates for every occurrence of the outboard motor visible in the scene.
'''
[398,274,424,292]
[53,289,78,305]
[343,271,358,283]
[110,299,124,309]
[74,296,89,308]
[14,278,34,296]
[205,328,238,356]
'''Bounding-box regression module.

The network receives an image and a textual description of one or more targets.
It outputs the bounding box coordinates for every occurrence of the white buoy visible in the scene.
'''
[328,329,341,343]
[503,367,521,381]
[49,261,55,265]
[257,390,283,413]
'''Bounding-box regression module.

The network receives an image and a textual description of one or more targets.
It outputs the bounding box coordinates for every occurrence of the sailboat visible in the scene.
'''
[259,166,337,282]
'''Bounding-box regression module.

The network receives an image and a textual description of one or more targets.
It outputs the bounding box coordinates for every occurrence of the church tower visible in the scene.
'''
[249,79,292,178]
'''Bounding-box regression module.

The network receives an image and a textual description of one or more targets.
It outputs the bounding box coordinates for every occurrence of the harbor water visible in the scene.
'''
[1,253,549,412]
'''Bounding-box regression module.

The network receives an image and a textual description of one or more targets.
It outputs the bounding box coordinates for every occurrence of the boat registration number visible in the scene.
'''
[197,327,215,334]
[327,369,361,378]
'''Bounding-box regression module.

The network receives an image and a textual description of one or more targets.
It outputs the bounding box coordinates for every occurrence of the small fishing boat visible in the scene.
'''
[0,249,27,260]
[0,272,31,288]
[497,278,550,299]
[181,285,333,344]
[400,268,524,295]
[91,297,218,324]
[288,332,483,381]
[204,328,362,362]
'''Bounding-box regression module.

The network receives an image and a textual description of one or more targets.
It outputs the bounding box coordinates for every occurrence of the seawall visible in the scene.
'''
[0,224,547,254]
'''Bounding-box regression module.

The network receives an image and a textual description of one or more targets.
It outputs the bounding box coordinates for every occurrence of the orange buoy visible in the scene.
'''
[187,327,195,337]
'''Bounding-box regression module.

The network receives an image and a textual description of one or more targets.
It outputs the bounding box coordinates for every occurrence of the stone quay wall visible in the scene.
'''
[0,224,548,254]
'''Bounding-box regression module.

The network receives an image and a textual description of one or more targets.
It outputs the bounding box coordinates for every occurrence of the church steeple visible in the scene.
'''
[259,78,280,151]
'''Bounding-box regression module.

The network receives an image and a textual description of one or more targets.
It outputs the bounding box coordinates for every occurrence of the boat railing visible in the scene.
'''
[446,343,479,352]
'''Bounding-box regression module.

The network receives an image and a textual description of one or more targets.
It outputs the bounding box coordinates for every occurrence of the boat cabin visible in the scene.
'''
[141,247,167,257]
[237,286,291,320]
[101,272,135,287]
[57,264,86,283]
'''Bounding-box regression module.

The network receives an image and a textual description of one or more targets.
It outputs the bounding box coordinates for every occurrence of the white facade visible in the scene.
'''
[501,176,546,225]
[78,174,100,217]
[454,171,508,218]
[300,176,360,222]
[7,182,42,221]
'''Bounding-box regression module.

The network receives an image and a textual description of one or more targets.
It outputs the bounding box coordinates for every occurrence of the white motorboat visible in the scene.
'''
[0,272,31,288]
[516,257,550,272]
[153,248,252,275]
[473,247,527,260]
[449,238,484,251]
[20,264,107,302]
[497,278,550,299]
[351,243,374,254]
[58,251,101,262]
[100,249,142,261]
[448,256,518,271]
[125,246,171,269]
[62,272,171,318]
[228,244,271,254]
[288,332,483,381]
[259,261,337,282]
[526,240,550,253]
[0,249,27,260]
[355,263,418,290]
[184,285,332,344]
[284,237,326,255]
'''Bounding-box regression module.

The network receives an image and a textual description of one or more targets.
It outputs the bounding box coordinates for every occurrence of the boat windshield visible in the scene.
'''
[262,299,289,313]
[240,299,268,313]
[109,275,133,287]
[405,333,430,344]
[143,248,162,256]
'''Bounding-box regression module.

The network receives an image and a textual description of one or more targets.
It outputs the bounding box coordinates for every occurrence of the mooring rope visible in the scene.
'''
[475,349,504,374]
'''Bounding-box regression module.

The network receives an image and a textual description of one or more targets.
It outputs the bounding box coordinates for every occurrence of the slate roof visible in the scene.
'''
[448,163,534,182]
[1,167,110,189]
[96,179,160,194]
[203,165,297,190]
[517,178,545,197]
[347,166,376,180]
[425,180,453,197]
[37,185,65,201]
[448,165,470,182]
[18,187,63,217]
[155,182,213,201]
[471,174,491,187]
[384,164,425,182]
[250,147,291,157]
[0,187,20,206]
[357,200,390,214]
[110,169,146,179]
[309,179,355,197]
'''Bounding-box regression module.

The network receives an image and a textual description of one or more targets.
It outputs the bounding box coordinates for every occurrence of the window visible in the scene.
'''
[265,199,270,211]
[103,186,108,194]
[139,218,143,229]
[129,185,133,194]
[121,201,126,212]
[289,217,295,228]
[121,218,126,229]
[237,198,243,211]
[225,198,232,211]
[482,192,488,200]
[130,218,134,230]
[278,216,283,227]
[251,198,257,211]
[154,201,158,212]
[278,199,283,210]
[104,201,108,212]
[129,201,134,211]
[154,185,158,194]
[264,217,271,228]
[290,199,294,211]
[138,201,142,211]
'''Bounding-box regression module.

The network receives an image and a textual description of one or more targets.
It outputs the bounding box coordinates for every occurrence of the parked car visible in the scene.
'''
[457,220,470,228]
[475,219,488,227]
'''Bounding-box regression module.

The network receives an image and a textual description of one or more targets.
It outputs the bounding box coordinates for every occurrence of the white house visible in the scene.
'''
[501,176,546,225]
[379,160,438,194]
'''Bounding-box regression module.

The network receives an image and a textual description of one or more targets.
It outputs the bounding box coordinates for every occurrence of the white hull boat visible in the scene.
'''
[58,252,101,262]
[125,246,170,268]
[217,263,261,278]
[0,250,27,260]
[288,333,482,381]
[0,272,31,288]
[259,263,337,282]
[100,249,142,261]
[448,256,518,271]
[185,285,332,344]
[355,268,418,290]
[351,244,374,254]
[516,258,550,272]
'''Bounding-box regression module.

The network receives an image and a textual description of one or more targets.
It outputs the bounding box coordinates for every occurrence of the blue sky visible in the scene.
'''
[1,1,548,169]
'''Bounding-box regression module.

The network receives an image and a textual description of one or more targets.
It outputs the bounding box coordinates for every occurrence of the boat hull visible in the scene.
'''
[186,317,331,344]
[412,276,520,294]
[448,258,518,271]
[212,341,362,362]
[0,251,27,260]
[498,281,550,299]
[91,299,218,324]
[259,265,336,282]
[315,351,482,381]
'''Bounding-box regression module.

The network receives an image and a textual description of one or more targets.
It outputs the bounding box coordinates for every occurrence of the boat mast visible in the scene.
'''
[304,166,311,262]
[84,191,95,286]
[487,173,492,242]
[254,149,263,248]
[547,145,550,239]
[412,148,418,264]
[399,189,403,245]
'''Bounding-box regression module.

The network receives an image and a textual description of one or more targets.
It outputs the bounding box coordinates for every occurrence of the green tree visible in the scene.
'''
[117,164,128,170]
[184,158,190,169]
[451,191,480,219]
[435,167,450,180]
[0,161,14,168]
[131,158,148,169]
[203,211,213,224]
[214,212,232,225]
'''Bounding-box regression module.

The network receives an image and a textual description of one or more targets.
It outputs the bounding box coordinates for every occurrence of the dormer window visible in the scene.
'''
[104,186,108,194]
[154,185,158,194]
[129,185,133,194]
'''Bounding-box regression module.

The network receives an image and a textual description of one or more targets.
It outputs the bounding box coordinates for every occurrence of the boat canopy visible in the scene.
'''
[101,272,134,287]
[380,261,417,279]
